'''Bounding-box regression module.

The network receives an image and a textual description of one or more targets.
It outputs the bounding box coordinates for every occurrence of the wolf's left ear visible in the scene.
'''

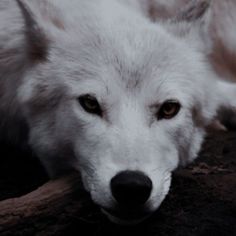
[16,0,50,63]
[165,0,212,53]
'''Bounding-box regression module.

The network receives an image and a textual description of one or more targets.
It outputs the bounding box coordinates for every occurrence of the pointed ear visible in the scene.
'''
[164,0,212,53]
[16,0,49,63]
[174,0,211,23]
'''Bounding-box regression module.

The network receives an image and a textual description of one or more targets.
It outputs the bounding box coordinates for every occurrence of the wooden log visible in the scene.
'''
[0,173,90,235]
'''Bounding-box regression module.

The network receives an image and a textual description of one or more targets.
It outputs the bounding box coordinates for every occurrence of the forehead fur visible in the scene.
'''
[20,23,208,113]
[19,0,211,110]
[50,26,205,101]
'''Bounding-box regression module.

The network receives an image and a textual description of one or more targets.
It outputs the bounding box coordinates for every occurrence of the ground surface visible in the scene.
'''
[0,130,235,236]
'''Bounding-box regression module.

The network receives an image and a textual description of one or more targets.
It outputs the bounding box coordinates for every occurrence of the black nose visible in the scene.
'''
[110,171,152,207]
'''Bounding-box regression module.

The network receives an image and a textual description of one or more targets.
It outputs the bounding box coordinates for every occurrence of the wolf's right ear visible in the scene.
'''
[164,0,212,53]
[16,0,49,63]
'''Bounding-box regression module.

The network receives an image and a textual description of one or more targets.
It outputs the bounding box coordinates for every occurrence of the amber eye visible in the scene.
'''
[158,100,181,120]
[78,94,102,116]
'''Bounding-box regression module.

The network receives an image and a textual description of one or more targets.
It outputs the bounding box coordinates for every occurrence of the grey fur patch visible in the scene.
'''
[26,84,66,117]
[175,0,211,22]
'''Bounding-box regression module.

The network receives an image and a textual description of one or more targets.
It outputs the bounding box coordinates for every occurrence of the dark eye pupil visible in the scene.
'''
[159,100,180,120]
[164,104,173,113]
[78,95,102,116]
[85,99,97,109]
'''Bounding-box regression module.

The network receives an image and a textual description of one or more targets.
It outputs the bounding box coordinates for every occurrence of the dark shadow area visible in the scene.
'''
[0,141,48,201]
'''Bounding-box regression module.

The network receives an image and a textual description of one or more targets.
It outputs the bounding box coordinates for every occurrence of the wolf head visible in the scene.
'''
[12,0,236,224]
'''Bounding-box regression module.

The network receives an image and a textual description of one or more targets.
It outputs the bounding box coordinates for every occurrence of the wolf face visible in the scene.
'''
[2,0,236,224]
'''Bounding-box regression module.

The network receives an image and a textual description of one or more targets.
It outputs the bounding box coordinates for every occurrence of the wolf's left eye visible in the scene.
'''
[78,94,102,116]
[158,100,181,120]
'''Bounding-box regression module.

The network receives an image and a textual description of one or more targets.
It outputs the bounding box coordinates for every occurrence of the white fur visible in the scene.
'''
[1,0,236,224]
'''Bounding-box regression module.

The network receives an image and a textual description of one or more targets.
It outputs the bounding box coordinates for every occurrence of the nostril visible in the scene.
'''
[110,171,152,207]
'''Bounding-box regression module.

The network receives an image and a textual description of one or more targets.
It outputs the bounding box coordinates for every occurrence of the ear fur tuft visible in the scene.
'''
[174,0,211,23]
[163,0,213,54]
[16,0,49,63]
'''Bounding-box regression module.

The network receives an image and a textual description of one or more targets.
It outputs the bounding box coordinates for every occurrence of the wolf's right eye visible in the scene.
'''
[78,94,102,116]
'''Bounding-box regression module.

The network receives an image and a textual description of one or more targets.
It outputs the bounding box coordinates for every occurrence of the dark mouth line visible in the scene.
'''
[103,207,151,221]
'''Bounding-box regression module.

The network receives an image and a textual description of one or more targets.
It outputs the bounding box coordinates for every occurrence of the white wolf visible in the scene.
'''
[0,0,236,224]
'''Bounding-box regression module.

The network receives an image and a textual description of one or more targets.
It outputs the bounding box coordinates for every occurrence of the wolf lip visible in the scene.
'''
[102,207,151,221]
